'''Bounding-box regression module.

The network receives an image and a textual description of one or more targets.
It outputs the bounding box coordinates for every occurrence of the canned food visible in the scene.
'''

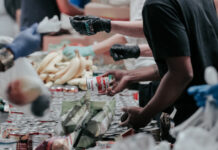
[86,75,112,94]
[63,86,79,95]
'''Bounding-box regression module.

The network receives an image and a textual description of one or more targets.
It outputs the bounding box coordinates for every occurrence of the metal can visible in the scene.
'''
[86,75,112,94]
[63,86,79,95]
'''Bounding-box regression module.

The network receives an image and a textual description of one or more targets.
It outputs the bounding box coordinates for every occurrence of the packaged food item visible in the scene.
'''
[35,137,72,150]
[86,75,112,94]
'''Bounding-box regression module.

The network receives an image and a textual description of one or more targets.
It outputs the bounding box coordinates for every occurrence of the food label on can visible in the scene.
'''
[87,76,112,94]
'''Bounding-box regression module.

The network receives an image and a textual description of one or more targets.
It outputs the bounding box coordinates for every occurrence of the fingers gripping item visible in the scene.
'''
[54,51,81,85]
[69,16,111,35]
[121,112,129,122]
[110,44,140,61]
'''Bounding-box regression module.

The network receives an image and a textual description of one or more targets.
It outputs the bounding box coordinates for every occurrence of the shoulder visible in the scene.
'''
[145,0,171,6]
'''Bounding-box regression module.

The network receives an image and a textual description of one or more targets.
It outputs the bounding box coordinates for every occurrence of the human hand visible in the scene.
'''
[7,23,41,59]
[120,107,151,129]
[188,84,218,107]
[69,15,111,35]
[63,46,94,59]
[110,44,140,61]
[103,70,128,96]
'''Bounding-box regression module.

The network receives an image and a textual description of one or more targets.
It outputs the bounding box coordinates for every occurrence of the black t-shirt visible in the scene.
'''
[4,0,21,20]
[142,0,218,124]
[21,0,60,30]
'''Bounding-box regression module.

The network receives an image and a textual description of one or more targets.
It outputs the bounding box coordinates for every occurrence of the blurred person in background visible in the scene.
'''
[0,0,21,50]
[21,0,84,30]
[0,23,41,71]
[0,0,21,37]
[69,0,90,9]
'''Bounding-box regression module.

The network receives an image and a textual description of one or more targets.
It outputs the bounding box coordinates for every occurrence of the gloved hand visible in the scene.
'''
[63,46,94,59]
[188,84,218,107]
[6,23,41,59]
[110,44,140,61]
[69,16,111,35]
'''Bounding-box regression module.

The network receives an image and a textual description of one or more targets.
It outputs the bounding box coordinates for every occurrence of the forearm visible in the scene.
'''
[93,34,127,54]
[111,21,145,38]
[141,70,193,119]
[16,9,21,27]
[56,0,84,16]
[126,65,161,83]
[139,44,153,57]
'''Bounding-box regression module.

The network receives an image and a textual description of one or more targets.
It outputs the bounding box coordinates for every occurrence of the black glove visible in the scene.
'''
[69,15,111,35]
[110,44,140,61]
[31,95,50,117]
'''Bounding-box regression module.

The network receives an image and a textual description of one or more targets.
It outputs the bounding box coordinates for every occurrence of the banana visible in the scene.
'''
[74,56,86,78]
[54,51,81,85]
[39,73,48,81]
[84,56,93,71]
[37,52,59,74]
[42,54,62,73]
[67,78,82,85]
[53,64,71,80]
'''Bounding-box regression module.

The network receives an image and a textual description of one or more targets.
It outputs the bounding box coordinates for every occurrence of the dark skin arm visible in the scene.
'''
[104,64,160,96]
[121,56,194,128]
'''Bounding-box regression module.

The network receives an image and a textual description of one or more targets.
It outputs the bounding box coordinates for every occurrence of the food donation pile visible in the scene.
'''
[34,50,97,90]
[36,92,116,150]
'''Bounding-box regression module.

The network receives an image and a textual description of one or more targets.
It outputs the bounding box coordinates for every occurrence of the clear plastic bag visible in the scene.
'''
[0,58,50,117]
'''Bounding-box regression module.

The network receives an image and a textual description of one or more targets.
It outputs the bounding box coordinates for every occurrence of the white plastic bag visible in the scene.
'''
[0,58,50,117]
[37,15,61,34]
[111,133,155,150]
[174,127,218,150]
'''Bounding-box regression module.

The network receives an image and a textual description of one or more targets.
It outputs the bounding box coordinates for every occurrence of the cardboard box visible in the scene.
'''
[43,34,91,51]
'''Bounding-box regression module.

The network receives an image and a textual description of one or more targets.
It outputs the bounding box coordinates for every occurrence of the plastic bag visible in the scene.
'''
[111,133,155,150]
[174,127,218,150]
[37,15,61,34]
[0,58,50,117]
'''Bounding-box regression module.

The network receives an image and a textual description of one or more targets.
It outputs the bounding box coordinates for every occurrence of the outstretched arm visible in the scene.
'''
[110,21,145,38]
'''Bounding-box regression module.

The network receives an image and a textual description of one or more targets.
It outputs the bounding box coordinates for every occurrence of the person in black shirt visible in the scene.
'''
[120,0,218,127]
[69,0,218,127]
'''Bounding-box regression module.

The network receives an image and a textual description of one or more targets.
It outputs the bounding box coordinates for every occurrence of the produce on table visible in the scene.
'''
[55,92,116,149]
[35,50,96,89]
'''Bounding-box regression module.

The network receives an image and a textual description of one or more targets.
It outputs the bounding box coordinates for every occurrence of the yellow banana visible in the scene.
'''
[37,52,58,74]
[54,51,81,85]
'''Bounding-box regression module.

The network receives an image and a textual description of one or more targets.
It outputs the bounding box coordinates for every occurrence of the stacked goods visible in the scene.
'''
[36,51,96,89]
[36,92,116,149]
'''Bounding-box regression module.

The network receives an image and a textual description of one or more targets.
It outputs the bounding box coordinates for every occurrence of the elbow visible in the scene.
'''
[114,34,127,44]
[182,71,194,84]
